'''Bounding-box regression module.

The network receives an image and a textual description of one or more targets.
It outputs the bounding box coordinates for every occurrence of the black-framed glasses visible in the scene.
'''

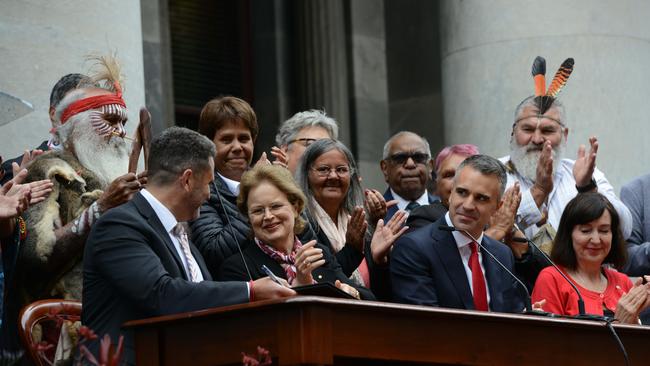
[287,138,317,147]
[386,152,430,165]
[310,165,352,177]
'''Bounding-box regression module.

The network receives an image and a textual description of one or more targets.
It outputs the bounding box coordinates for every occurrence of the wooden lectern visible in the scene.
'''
[124,296,650,365]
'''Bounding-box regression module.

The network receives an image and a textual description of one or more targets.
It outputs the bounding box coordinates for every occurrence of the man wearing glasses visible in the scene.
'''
[499,96,632,242]
[380,131,439,221]
[275,110,339,174]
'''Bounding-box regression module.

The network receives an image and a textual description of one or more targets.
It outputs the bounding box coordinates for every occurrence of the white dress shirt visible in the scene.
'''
[218,172,240,196]
[391,188,430,212]
[140,189,205,282]
[444,213,491,305]
[499,157,632,240]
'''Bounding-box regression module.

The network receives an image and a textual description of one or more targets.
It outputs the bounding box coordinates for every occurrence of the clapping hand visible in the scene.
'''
[270,146,288,169]
[615,280,650,324]
[293,240,325,286]
[345,206,368,253]
[573,136,598,189]
[364,189,397,226]
[531,141,554,207]
[11,149,45,177]
[486,182,521,242]
[370,210,408,265]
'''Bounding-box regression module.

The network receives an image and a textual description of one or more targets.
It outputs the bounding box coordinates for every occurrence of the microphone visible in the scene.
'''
[440,225,547,316]
[213,180,253,281]
[512,225,606,321]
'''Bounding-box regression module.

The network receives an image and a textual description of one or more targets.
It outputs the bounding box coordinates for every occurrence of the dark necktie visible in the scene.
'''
[469,241,488,311]
[405,201,420,212]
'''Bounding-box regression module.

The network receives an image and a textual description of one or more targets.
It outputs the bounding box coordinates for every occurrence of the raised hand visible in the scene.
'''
[345,206,367,252]
[253,152,271,168]
[486,182,521,242]
[11,149,45,177]
[531,141,554,207]
[573,136,598,188]
[270,146,289,169]
[96,173,142,212]
[370,210,409,265]
[9,167,53,205]
[364,189,397,226]
[293,240,325,286]
[0,179,30,219]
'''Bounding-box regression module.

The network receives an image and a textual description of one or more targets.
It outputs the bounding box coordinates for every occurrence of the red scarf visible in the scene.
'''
[255,237,303,285]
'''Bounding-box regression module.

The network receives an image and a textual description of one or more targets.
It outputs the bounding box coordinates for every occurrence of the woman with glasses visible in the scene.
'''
[295,139,408,292]
[218,164,374,299]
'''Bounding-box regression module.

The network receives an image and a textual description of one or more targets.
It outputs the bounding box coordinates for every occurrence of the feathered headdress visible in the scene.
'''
[530,56,574,115]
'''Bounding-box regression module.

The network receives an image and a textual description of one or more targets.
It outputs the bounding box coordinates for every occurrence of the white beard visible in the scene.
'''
[61,111,130,188]
[509,138,565,183]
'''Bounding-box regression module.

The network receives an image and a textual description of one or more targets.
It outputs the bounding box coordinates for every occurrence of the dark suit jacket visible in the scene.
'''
[217,239,375,300]
[383,188,439,221]
[405,201,448,232]
[82,192,249,365]
[390,218,524,312]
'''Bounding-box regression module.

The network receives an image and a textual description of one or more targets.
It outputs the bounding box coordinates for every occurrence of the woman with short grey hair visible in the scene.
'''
[296,139,408,291]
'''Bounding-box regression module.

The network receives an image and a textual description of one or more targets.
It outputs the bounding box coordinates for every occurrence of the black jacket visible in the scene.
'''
[190,174,316,278]
[218,238,375,300]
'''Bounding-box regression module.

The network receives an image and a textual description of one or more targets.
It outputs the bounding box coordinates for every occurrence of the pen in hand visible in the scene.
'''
[261,265,289,287]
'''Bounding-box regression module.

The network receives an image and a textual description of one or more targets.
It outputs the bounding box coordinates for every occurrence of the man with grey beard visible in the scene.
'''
[11,56,145,316]
[499,96,632,245]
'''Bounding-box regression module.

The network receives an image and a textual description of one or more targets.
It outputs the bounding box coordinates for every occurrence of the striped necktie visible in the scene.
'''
[172,223,201,282]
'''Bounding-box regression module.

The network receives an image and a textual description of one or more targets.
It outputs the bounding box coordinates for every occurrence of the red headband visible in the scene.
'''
[60,82,126,124]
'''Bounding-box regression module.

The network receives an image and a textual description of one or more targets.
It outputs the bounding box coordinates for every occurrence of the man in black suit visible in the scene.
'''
[82,127,294,364]
[390,155,524,312]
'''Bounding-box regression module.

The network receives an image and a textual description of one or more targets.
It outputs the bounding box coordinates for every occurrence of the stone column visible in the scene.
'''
[141,0,174,134]
[293,0,351,145]
[0,0,145,157]
[348,0,391,190]
[440,0,650,189]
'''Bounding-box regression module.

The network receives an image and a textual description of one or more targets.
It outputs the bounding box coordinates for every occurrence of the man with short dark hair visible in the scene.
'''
[391,155,523,312]
[82,127,294,364]
[380,131,439,221]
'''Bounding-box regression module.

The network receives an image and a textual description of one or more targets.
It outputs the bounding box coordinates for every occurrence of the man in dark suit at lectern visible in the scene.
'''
[82,127,294,364]
[390,155,523,313]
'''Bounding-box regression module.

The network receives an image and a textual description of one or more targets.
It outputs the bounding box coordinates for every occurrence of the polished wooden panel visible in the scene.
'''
[124,296,650,365]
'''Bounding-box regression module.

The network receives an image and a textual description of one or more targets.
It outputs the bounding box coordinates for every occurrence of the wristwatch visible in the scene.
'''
[576,177,597,193]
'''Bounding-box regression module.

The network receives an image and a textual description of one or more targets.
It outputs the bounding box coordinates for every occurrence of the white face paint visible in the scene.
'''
[89,103,128,138]
[63,109,130,187]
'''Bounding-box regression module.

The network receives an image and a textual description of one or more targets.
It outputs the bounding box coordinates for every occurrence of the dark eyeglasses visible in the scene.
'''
[287,138,317,147]
[386,152,430,165]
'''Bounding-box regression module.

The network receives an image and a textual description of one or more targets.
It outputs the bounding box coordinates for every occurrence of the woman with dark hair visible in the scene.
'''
[532,192,650,323]
[295,139,408,296]
[189,96,289,277]
[218,165,379,300]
